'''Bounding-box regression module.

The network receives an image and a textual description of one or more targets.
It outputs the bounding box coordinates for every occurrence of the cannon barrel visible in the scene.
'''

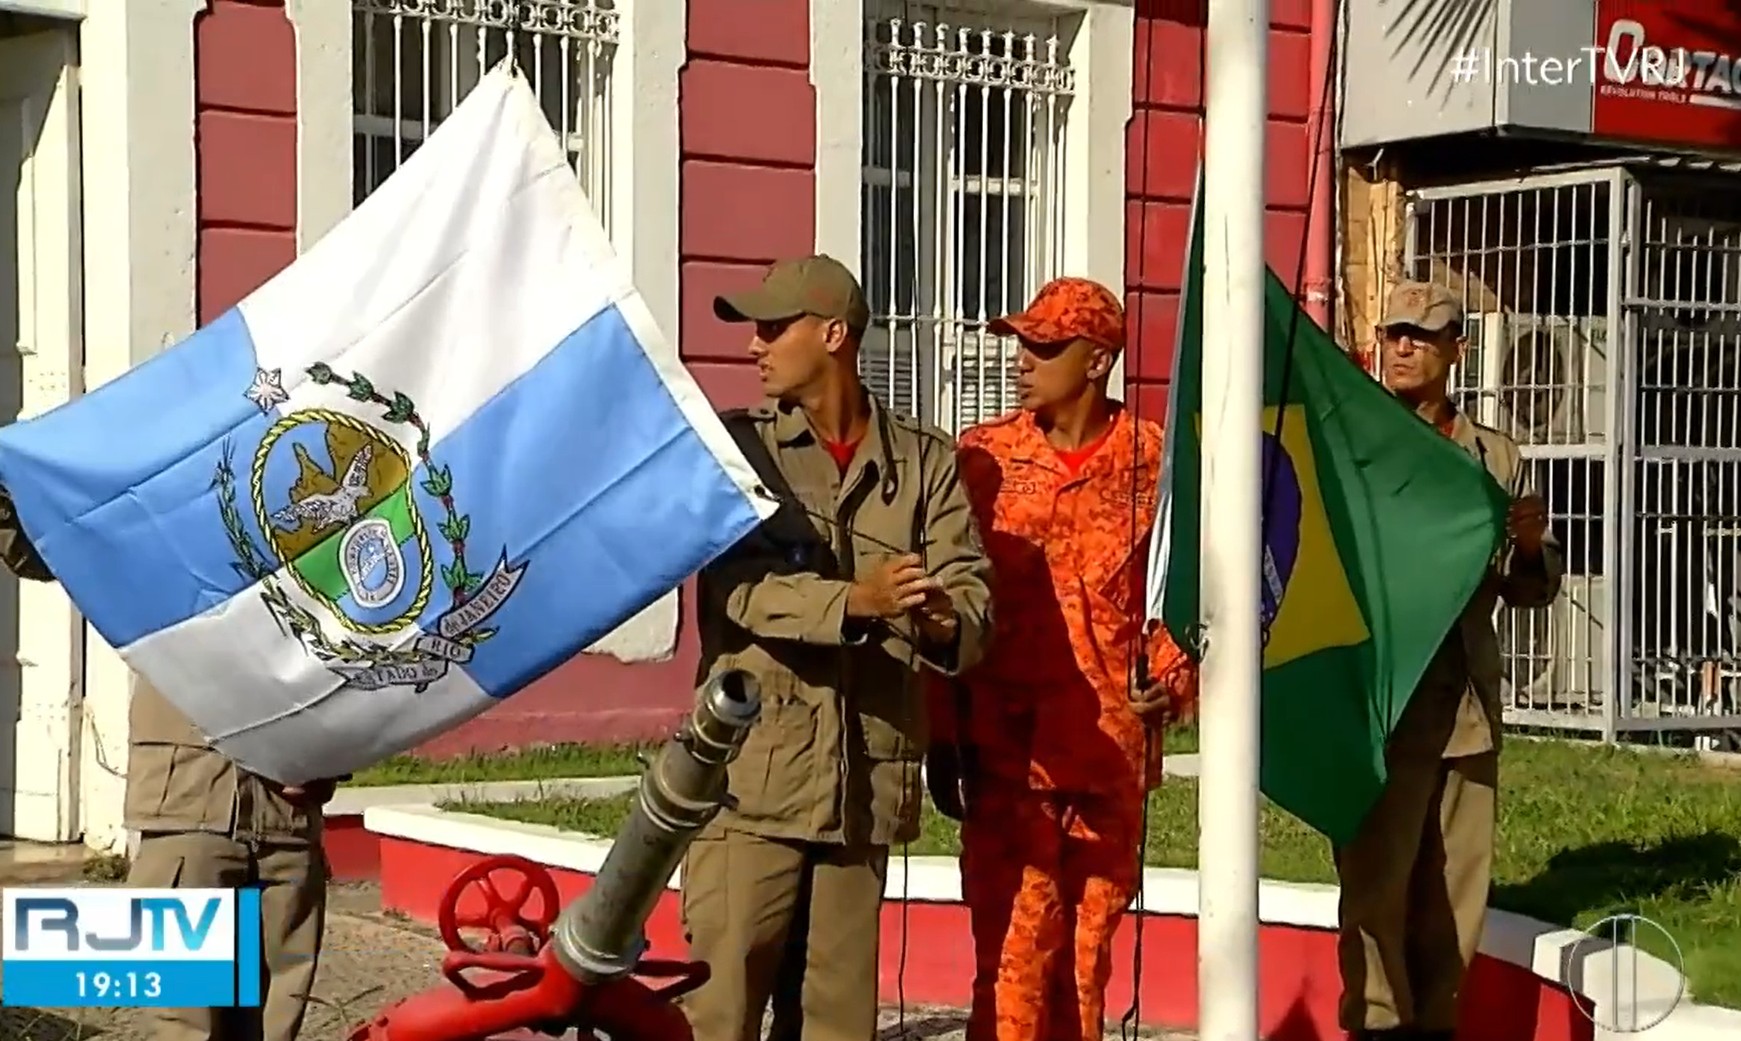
[550,669,761,982]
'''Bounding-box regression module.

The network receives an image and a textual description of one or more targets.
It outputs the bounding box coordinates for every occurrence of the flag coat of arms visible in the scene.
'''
[1148,172,1509,843]
[0,66,774,784]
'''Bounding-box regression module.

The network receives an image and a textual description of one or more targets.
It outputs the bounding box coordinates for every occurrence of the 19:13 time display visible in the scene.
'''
[75,970,163,1000]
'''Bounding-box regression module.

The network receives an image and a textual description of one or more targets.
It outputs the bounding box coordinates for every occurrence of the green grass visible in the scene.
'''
[82,853,129,883]
[346,741,657,786]
[444,736,1741,1009]
[349,728,1203,787]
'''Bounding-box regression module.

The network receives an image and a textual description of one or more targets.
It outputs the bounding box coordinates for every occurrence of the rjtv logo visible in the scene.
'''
[2,888,262,1008]
[1596,19,1741,108]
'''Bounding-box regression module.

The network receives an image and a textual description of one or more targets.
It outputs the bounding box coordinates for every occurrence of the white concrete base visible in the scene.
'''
[363,802,1741,1040]
[325,775,638,817]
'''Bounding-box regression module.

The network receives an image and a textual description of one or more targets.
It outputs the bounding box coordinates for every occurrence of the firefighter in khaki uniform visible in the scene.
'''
[678,255,994,1041]
[0,493,337,1041]
[1336,281,1564,1041]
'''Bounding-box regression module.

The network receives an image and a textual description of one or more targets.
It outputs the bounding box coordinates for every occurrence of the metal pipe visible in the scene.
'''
[1200,0,1268,1035]
[550,669,762,982]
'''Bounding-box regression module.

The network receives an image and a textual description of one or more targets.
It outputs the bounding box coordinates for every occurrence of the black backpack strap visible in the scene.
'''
[716,409,833,578]
[721,408,797,506]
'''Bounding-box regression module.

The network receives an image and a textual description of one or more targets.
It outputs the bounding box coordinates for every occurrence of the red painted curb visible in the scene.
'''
[376,832,1593,1041]
[323,813,379,882]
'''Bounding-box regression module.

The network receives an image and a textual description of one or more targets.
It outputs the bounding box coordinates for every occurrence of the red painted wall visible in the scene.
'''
[194,0,298,324]
[1124,0,1315,415]
[418,0,820,754]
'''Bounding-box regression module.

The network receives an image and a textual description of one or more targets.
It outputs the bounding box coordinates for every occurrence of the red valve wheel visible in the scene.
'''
[437,854,561,956]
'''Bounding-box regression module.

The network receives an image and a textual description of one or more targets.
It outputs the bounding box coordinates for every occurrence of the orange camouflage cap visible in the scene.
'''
[988,276,1125,350]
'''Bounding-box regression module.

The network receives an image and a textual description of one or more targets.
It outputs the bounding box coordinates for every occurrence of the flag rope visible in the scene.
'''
[1269,0,1345,504]
[1115,5,1164,1031]
[896,6,918,1033]
[897,429,923,1038]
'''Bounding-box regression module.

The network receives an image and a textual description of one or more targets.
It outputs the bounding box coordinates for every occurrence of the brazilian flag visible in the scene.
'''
[1153,174,1509,844]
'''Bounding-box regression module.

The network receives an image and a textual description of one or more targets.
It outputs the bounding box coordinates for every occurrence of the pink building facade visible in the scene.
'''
[0,0,1327,848]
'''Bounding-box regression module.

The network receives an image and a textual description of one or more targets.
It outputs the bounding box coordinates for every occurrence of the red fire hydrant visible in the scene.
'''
[346,670,762,1041]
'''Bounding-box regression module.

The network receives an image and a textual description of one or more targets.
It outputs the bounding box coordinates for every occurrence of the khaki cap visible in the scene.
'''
[713,255,871,332]
[1378,280,1464,333]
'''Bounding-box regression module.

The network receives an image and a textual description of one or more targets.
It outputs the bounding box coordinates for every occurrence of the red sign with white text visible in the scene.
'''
[1593,1,1741,152]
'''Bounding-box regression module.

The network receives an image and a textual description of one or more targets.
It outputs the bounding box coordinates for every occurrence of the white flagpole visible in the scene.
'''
[1198,0,1268,1035]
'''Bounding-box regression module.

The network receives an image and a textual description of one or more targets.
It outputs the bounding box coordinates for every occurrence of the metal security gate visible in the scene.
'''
[352,0,617,231]
[1625,171,1741,747]
[860,1,1075,433]
[1407,166,1741,746]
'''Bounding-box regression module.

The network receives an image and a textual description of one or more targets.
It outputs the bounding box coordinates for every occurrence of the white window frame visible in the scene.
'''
[813,0,1132,432]
[292,0,683,353]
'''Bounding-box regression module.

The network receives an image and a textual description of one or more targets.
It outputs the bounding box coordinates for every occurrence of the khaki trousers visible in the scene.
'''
[127,831,327,1041]
[1334,751,1497,1033]
[678,827,889,1041]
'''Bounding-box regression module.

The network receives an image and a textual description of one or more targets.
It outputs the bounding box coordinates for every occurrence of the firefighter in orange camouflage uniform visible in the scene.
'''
[925,277,1198,1041]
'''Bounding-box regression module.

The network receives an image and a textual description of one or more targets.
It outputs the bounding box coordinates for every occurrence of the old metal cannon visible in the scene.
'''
[346,669,761,1041]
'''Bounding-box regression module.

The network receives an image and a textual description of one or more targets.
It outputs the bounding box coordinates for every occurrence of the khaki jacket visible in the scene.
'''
[0,491,320,844]
[697,396,994,846]
[126,683,322,844]
[1391,414,1566,758]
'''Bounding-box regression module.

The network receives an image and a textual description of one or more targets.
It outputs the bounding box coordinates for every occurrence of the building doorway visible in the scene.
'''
[0,21,84,842]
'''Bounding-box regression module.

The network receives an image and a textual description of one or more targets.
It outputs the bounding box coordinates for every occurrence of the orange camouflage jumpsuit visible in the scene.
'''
[934,404,1193,1041]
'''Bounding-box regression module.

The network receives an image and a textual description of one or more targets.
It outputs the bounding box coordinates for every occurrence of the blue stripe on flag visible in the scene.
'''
[413,304,764,697]
[0,309,277,649]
